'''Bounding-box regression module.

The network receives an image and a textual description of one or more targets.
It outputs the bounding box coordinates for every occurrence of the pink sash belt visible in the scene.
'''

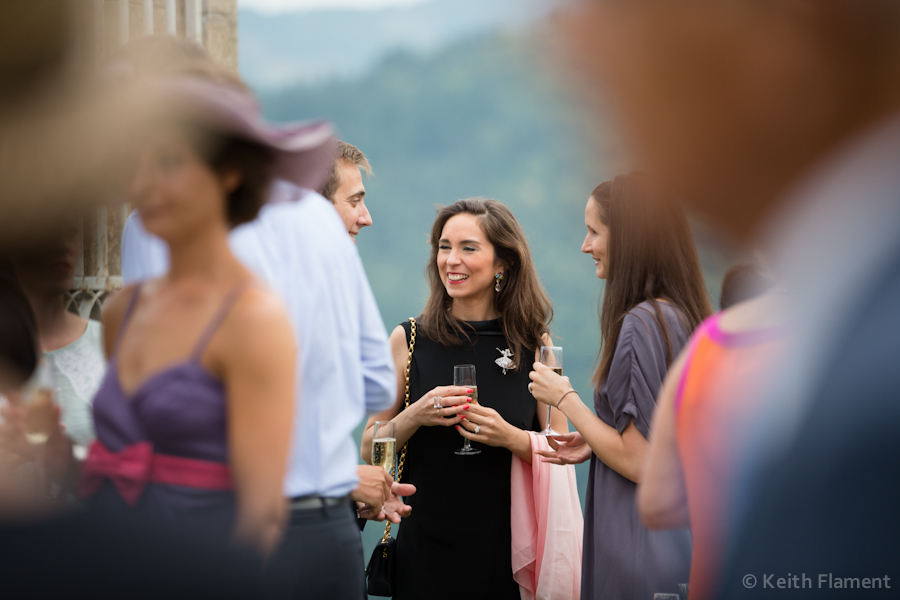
[79,440,233,506]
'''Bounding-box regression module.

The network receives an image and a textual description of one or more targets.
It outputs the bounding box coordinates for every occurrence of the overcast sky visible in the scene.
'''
[238,0,432,13]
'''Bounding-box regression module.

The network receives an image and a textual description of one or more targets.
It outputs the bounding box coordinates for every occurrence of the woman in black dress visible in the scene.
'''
[362,198,567,600]
[529,173,712,599]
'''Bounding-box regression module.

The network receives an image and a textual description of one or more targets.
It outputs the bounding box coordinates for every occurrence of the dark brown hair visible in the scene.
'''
[420,198,552,369]
[592,173,712,384]
[114,36,274,227]
[196,132,274,227]
[0,263,37,385]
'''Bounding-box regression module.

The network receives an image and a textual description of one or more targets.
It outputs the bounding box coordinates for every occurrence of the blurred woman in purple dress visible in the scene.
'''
[63,71,333,556]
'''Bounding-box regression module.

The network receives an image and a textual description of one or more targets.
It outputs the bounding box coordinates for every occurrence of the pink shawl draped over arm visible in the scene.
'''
[511,431,583,600]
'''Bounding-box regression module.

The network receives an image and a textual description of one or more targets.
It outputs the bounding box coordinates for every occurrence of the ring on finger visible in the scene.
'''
[433,395,442,410]
[474,424,481,435]
[528,383,534,394]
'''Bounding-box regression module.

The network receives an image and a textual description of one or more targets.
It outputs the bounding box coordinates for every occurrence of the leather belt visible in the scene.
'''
[289,494,351,511]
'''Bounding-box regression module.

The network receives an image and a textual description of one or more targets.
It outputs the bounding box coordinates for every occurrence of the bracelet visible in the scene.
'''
[556,389,577,409]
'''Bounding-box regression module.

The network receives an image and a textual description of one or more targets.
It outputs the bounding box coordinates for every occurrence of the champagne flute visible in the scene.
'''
[371,421,396,476]
[453,364,480,456]
[537,346,563,437]
[20,358,58,445]
[19,357,59,496]
[371,421,397,514]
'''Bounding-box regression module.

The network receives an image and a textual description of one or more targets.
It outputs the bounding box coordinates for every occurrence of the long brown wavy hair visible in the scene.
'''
[592,173,712,385]
[420,198,552,370]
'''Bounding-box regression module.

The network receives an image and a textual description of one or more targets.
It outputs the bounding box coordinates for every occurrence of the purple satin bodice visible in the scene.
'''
[87,283,249,543]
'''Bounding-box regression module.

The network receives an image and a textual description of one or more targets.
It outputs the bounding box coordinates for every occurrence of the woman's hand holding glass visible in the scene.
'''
[0,396,68,467]
[409,385,472,428]
[535,431,592,465]
[529,362,574,408]
[0,397,41,465]
[455,403,515,449]
[0,395,74,492]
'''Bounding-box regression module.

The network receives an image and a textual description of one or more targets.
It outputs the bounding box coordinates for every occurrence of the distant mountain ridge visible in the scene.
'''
[239,0,567,90]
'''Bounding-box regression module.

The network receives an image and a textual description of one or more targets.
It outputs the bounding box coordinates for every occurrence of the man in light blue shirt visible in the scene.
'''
[121,181,400,597]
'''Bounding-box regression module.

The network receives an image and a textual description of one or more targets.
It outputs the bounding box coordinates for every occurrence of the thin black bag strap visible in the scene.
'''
[381,317,416,543]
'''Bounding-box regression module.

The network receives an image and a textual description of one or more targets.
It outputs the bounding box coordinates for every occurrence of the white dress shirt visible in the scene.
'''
[121,182,397,498]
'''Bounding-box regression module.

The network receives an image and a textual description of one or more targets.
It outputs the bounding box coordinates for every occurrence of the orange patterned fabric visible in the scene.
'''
[674,314,786,600]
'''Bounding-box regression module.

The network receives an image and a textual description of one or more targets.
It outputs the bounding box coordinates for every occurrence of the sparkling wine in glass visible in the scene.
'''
[371,421,397,476]
[538,346,563,437]
[453,364,480,456]
[371,420,397,514]
[21,358,58,445]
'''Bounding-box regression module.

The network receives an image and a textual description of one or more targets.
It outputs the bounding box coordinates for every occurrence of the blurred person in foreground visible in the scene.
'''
[0,7,264,597]
[637,260,778,600]
[0,274,265,600]
[0,2,167,240]
[80,77,307,556]
[0,276,41,500]
[115,37,406,598]
[718,263,775,312]
[529,174,711,600]
[318,141,374,242]
[562,0,900,596]
[361,198,573,600]
[3,221,107,456]
[638,285,789,600]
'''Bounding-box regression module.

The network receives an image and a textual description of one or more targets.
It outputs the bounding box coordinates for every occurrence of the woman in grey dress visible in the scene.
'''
[529,173,712,599]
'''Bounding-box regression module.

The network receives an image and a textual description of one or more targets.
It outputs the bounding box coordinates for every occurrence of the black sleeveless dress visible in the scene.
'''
[394,318,540,600]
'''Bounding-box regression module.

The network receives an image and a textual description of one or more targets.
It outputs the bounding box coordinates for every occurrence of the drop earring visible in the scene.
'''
[494,272,503,292]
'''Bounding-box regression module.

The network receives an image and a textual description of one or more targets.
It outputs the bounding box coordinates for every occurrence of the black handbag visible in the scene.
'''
[365,318,416,597]
[366,536,398,596]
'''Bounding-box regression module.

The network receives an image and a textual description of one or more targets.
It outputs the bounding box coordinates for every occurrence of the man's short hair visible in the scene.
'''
[319,141,372,203]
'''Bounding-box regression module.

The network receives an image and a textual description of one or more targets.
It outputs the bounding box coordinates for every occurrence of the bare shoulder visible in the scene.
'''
[390,324,410,360]
[222,285,293,341]
[389,324,408,348]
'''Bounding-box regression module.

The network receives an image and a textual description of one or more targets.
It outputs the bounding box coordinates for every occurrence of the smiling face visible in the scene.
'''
[129,126,237,245]
[331,159,372,242]
[437,213,502,303]
[581,197,609,279]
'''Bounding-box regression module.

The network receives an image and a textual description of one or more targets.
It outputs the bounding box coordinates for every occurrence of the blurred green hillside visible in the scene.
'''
[260,30,731,581]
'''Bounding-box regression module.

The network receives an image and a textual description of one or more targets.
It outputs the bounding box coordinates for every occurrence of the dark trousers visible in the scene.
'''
[266,502,365,600]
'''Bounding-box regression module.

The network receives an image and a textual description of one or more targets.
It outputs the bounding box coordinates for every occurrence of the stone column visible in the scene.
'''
[204,0,238,71]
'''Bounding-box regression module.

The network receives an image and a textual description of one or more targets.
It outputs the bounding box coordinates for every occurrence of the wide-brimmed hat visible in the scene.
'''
[155,76,335,193]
